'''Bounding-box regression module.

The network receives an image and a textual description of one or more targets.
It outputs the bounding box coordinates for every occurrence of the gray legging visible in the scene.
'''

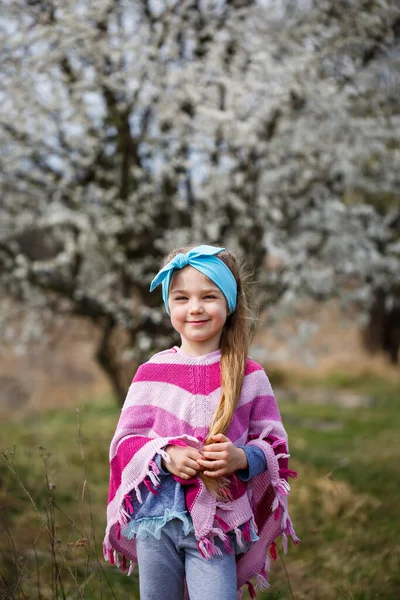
[136,519,237,600]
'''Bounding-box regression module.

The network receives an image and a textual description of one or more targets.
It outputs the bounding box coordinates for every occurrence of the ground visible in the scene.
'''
[1,300,399,599]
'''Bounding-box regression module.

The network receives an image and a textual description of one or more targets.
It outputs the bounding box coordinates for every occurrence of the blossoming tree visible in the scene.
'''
[1,0,399,400]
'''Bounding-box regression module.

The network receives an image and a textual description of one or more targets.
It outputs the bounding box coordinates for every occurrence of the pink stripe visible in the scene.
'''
[133,358,262,395]
[216,489,254,530]
[108,436,150,503]
[226,402,252,440]
[134,362,221,395]
[244,359,263,375]
[184,478,202,512]
[226,396,278,441]
[227,473,247,501]
[250,395,281,422]
[117,405,208,439]
[236,511,282,588]
[253,482,275,530]
[185,480,217,538]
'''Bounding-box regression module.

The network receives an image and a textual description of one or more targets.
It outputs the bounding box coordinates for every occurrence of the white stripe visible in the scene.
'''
[123,380,222,410]
[148,349,222,366]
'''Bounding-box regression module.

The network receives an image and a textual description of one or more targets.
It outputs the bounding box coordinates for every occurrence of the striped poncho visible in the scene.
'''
[103,346,299,598]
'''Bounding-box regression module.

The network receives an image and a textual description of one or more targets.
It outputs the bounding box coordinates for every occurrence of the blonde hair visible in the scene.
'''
[161,245,250,498]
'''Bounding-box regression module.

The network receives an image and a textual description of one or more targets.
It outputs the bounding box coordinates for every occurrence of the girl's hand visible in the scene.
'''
[197,434,248,478]
[162,445,204,480]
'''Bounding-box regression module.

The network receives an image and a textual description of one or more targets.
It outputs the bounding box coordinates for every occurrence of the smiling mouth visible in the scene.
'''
[187,320,209,323]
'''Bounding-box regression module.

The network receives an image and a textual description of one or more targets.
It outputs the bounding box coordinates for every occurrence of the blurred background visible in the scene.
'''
[0,1,399,598]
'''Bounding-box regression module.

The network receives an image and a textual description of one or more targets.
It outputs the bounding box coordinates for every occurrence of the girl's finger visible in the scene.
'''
[201,451,225,460]
[187,450,204,461]
[203,468,226,478]
[212,434,229,442]
[183,467,198,478]
[202,442,228,453]
[197,459,224,469]
[186,458,202,470]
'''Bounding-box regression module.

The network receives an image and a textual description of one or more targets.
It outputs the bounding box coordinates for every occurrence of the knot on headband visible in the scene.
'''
[171,253,190,270]
[150,245,237,315]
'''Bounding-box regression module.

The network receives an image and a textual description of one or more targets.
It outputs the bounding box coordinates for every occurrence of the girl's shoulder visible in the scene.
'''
[245,356,265,375]
[147,347,178,363]
[244,357,274,393]
[133,347,179,378]
[135,347,178,368]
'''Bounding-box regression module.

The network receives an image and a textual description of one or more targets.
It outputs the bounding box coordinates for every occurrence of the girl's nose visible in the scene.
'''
[189,300,204,313]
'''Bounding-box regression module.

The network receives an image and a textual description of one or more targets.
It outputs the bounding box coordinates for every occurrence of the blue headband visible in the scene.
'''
[149,245,237,315]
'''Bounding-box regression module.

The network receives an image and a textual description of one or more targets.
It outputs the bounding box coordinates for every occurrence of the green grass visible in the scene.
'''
[1,374,399,599]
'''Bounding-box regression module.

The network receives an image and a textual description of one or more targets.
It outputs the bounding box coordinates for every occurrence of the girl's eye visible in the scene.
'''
[204,295,216,299]
[175,296,187,301]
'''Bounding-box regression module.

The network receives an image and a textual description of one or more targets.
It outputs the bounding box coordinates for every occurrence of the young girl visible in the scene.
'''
[103,244,298,600]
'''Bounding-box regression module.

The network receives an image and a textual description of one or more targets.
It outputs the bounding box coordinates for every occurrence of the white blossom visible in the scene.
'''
[0,0,399,395]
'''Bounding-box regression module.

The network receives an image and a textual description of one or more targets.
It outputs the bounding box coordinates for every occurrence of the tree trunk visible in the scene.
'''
[95,318,138,405]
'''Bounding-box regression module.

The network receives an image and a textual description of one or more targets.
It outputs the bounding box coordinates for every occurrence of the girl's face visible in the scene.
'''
[169,266,229,355]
